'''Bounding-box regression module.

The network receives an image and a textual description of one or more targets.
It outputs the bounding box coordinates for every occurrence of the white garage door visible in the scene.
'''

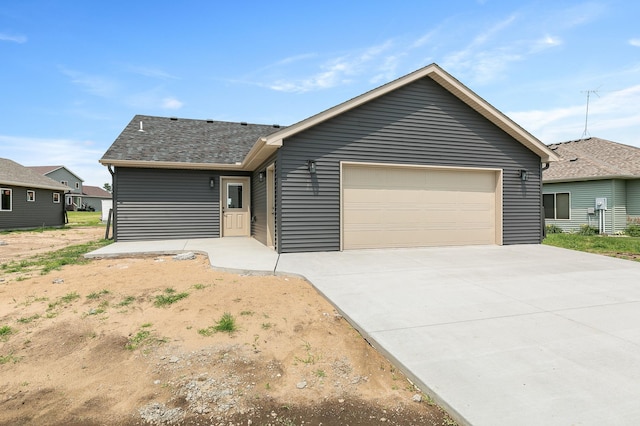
[342,164,500,249]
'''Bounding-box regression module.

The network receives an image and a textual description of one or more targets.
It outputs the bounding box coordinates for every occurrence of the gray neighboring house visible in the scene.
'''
[81,185,112,212]
[542,137,640,234]
[100,63,558,253]
[0,158,69,230]
[27,165,84,211]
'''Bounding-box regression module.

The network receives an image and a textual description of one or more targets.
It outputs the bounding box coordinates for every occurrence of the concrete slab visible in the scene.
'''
[276,244,640,426]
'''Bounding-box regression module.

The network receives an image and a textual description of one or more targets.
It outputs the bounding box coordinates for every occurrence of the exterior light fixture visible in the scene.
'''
[519,169,528,181]
[307,160,317,174]
[209,178,215,188]
[258,172,265,182]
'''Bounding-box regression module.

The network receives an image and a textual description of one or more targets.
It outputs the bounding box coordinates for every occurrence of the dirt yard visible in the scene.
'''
[0,228,455,426]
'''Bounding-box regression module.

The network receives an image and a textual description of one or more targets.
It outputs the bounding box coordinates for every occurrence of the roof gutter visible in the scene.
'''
[99,159,247,170]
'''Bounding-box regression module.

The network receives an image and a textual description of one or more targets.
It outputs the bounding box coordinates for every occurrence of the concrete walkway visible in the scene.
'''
[87,239,640,426]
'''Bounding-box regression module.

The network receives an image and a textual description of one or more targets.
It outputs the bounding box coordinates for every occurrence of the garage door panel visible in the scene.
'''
[343,164,499,249]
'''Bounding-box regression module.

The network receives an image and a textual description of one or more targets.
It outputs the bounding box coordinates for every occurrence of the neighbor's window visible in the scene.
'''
[543,192,570,220]
[75,182,80,189]
[61,180,68,186]
[27,190,35,202]
[53,192,60,203]
[1,188,12,211]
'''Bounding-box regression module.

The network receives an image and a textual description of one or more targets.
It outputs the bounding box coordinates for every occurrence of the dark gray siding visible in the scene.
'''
[114,168,247,241]
[0,186,65,230]
[250,154,277,246]
[277,76,542,253]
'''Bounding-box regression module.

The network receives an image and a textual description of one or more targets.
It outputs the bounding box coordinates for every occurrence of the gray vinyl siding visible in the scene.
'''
[114,167,247,241]
[45,168,82,194]
[250,154,277,246]
[627,179,640,220]
[277,76,542,253]
[543,180,626,234]
[0,185,65,230]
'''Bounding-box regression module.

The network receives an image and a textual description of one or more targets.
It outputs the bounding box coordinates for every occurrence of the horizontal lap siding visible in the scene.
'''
[627,180,640,219]
[0,186,65,230]
[251,154,277,246]
[278,77,541,253]
[115,168,227,241]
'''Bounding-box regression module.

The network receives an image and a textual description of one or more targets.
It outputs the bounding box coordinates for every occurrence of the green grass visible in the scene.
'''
[543,234,640,261]
[60,292,81,303]
[153,288,189,307]
[0,325,13,341]
[0,239,112,276]
[16,314,41,324]
[0,353,21,364]
[198,312,237,336]
[66,211,103,227]
[86,289,110,300]
[117,296,136,307]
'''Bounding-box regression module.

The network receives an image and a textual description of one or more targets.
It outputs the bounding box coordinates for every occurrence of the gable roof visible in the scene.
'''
[101,63,558,171]
[83,185,112,198]
[543,137,640,183]
[26,165,84,182]
[0,158,70,191]
[101,116,283,169]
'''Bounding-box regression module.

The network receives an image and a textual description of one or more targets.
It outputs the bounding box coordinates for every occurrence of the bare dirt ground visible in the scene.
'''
[0,228,456,426]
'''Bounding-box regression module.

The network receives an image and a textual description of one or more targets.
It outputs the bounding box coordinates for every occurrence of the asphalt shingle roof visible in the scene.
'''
[543,137,640,182]
[82,185,112,198]
[0,158,70,190]
[101,115,283,165]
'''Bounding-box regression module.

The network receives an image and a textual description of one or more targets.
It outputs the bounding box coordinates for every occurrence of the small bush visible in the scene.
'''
[625,224,640,237]
[198,312,237,336]
[578,224,599,236]
[545,224,563,234]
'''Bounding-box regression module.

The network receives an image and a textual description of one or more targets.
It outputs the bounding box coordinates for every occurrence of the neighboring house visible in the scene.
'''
[542,137,640,234]
[0,158,69,230]
[100,63,558,253]
[81,185,112,212]
[27,165,84,211]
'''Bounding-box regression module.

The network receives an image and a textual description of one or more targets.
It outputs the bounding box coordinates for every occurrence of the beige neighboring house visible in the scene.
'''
[542,137,640,234]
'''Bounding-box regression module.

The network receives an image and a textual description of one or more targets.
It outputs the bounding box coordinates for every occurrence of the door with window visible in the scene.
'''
[221,177,250,237]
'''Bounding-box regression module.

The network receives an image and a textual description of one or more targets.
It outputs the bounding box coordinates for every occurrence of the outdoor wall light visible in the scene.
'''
[307,160,317,174]
[258,171,265,182]
[209,178,215,188]
[519,169,529,181]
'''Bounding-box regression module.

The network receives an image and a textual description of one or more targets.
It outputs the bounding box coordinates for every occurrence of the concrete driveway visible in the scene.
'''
[277,244,640,426]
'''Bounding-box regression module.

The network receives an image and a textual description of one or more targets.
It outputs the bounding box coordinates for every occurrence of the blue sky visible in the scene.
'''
[1,0,639,186]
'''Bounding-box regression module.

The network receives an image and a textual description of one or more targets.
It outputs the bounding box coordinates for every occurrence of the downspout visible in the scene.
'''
[540,162,549,240]
[107,165,115,240]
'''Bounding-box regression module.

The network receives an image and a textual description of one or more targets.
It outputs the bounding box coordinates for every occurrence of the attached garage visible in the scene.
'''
[342,163,502,249]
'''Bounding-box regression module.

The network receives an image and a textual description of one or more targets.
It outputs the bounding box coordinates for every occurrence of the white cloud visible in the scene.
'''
[59,67,119,98]
[0,32,27,43]
[629,38,640,47]
[0,135,111,186]
[162,97,183,109]
[127,65,179,80]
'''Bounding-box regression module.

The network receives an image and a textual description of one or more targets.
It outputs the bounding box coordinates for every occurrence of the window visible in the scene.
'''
[1,188,11,211]
[61,180,68,186]
[75,182,80,189]
[53,193,61,203]
[226,183,243,208]
[27,190,35,202]
[543,192,570,219]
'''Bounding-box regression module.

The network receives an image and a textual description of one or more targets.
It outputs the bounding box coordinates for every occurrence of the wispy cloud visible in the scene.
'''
[59,67,119,98]
[162,97,183,109]
[0,32,27,43]
[0,134,111,186]
[630,38,640,47]
[127,65,180,80]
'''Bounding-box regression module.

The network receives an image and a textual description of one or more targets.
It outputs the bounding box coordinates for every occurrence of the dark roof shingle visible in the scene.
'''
[0,158,70,190]
[543,137,640,182]
[101,115,283,165]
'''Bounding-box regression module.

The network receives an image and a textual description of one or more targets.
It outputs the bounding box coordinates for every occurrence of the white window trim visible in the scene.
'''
[1,188,12,211]
[543,192,571,220]
[75,182,80,189]
[53,192,61,203]
[27,190,36,202]
[61,180,68,186]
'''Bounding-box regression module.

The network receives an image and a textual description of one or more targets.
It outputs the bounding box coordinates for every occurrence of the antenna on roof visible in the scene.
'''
[580,88,600,139]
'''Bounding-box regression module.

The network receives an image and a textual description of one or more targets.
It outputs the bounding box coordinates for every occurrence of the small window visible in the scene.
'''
[61,180,68,186]
[53,193,61,203]
[543,192,570,220]
[1,188,12,211]
[27,190,35,202]
[226,183,243,209]
[75,182,80,189]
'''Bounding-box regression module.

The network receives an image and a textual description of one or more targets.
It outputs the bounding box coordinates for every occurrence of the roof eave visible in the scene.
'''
[543,174,639,184]
[0,180,70,191]
[99,159,245,170]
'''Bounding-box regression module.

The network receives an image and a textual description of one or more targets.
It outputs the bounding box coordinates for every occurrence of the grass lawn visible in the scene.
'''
[66,211,103,227]
[543,233,640,262]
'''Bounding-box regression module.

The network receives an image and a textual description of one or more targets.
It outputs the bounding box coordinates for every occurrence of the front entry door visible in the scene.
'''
[221,177,250,237]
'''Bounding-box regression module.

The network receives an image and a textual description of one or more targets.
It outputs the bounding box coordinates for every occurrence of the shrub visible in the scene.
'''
[578,224,599,236]
[625,223,640,237]
[545,224,563,234]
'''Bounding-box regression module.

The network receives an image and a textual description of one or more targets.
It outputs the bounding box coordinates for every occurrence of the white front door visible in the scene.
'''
[221,177,250,237]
